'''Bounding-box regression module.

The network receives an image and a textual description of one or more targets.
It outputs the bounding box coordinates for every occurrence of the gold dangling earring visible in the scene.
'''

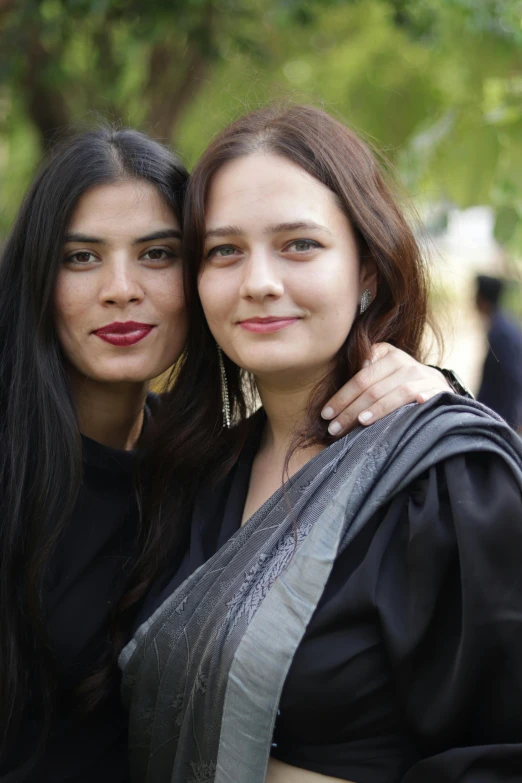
[217,345,231,429]
[360,288,372,314]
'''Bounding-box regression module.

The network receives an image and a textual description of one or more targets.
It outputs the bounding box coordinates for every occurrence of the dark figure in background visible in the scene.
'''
[476,274,522,429]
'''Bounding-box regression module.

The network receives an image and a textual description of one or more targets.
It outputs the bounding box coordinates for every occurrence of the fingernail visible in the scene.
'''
[328,421,342,435]
[321,406,335,420]
[418,393,428,403]
[359,411,373,424]
[362,360,370,368]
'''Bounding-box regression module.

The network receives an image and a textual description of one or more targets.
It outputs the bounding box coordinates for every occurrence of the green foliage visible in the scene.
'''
[1,0,522,255]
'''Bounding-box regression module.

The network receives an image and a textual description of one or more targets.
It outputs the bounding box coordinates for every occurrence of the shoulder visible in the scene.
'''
[381,448,522,606]
[334,397,522,595]
[334,394,522,541]
[353,393,519,499]
[404,449,522,539]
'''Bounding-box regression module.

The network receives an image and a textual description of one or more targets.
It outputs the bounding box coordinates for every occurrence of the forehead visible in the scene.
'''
[205,153,343,229]
[68,180,178,234]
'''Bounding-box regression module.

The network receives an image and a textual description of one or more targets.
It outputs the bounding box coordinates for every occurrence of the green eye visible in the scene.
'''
[286,239,321,252]
[208,245,238,258]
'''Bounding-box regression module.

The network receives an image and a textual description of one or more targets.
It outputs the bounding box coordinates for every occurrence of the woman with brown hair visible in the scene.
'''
[121,105,522,783]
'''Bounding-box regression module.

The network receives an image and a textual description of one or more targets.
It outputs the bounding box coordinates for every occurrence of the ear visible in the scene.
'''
[359,258,377,299]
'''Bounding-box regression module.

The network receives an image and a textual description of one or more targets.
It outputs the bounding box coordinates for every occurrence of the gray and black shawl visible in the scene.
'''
[120,395,522,783]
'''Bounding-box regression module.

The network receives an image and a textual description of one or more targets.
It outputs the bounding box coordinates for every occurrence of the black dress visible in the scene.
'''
[139,435,522,782]
[2,435,139,783]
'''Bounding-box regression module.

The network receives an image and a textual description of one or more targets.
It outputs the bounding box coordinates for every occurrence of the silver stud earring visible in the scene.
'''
[360,288,372,314]
[217,345,231,429]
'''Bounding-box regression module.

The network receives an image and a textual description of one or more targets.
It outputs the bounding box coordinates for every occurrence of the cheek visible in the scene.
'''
[198,270,232,328]
[151,266,183,307]
[149,268,187,333]
[299,260,360,346]
[53,273,92,334]
[296,263,359,314]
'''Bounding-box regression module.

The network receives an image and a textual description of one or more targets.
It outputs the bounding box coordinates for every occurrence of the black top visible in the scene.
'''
[478,310,522,428]
[2,435,139,783]
[140,434,522,782]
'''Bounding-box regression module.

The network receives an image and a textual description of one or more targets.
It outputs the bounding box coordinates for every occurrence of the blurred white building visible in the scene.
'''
[422,206,505,393]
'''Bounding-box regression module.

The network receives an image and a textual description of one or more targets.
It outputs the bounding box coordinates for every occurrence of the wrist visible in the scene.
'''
[428,366,475,399]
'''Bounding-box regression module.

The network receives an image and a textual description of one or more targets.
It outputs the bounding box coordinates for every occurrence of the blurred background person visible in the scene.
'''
[475,274,522,428]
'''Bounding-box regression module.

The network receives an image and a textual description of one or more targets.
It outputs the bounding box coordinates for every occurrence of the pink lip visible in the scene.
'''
[93,321,155,347]
[238,317,299,334]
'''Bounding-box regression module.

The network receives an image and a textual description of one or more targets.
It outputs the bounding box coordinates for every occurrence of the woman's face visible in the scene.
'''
[54,180,187,386]
[198,153,374,386]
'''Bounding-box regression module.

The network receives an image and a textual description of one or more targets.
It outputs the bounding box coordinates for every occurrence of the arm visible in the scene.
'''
[379,453,522,781]
[321,343,453,436]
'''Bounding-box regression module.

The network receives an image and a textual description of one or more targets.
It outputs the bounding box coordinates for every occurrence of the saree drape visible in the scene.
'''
[120,395,522,783]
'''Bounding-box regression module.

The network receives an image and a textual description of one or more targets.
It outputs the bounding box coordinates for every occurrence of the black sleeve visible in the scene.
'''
[375,452,522,782]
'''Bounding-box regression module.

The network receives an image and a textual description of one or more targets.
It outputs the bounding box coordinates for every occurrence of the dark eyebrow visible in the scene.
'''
[64,229,181,245]
[64,232,103,244]
[133,229,181,244]
[204,221,332,240]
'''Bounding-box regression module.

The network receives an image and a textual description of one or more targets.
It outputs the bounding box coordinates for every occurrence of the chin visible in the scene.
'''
[95,373,152,385]
[88,361,163,386]
[249,363,323,383]
[240,350,319,374]
[239,350,296,371]
[242,351,335,387]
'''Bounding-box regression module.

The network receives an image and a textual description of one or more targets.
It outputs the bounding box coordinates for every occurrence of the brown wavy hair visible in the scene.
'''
[115,103,432,655]
[182,103,430,442]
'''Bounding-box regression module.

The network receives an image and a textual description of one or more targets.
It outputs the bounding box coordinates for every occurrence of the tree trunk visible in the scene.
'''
[22,30,71,150]
[145,2,217,143]
[146,44,210,142]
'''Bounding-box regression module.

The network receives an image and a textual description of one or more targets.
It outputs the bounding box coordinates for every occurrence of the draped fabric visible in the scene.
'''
[120,396,522,783]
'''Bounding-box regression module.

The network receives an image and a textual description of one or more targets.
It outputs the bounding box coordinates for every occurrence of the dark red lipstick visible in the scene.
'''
[94,321,154,347]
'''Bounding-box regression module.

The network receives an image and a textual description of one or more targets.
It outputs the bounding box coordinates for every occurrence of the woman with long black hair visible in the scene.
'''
[0,125,451,782]
[0,127,189,781]
[122,105,522,783]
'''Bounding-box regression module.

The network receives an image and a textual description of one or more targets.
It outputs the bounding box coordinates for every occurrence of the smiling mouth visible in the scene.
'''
[93,321,155,347]
[238,317,300,334]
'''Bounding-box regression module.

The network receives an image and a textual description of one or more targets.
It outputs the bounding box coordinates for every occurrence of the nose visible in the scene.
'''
[239,249,284,302]
[99,257,145,307]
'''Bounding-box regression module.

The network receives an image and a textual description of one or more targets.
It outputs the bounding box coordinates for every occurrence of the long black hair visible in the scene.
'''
[0,127,188,760]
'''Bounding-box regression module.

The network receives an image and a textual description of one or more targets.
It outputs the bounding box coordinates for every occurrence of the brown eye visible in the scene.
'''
[142,247,177,262]
[64,251,97,265]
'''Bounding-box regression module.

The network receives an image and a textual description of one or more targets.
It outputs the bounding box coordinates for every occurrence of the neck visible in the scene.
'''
[70,373,149,451]
[256,372,326,462]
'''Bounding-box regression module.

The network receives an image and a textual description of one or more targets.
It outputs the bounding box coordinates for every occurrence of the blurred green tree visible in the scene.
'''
[0,0,340,231]
[0,0,343,147]
[0,0,521,252]
[390,0,522,256]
